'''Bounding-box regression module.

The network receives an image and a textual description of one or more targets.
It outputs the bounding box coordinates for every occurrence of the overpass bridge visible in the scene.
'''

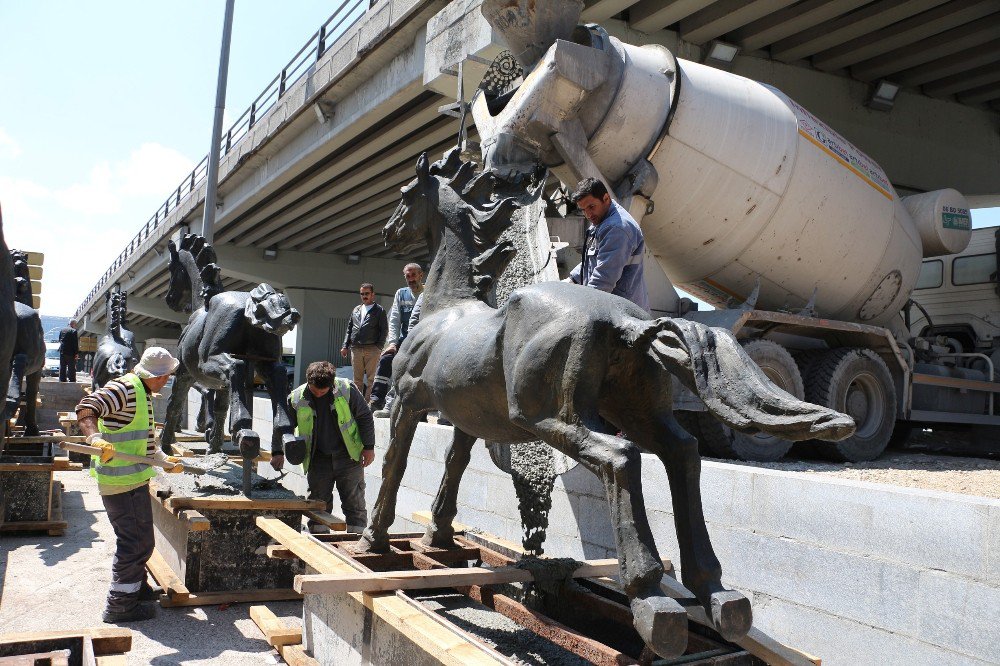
[73,0,1000,382]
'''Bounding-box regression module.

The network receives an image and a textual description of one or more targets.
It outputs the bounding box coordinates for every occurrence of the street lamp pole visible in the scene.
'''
[201,0,236,245]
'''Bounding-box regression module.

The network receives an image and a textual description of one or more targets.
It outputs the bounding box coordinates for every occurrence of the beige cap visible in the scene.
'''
[134,347,180,378]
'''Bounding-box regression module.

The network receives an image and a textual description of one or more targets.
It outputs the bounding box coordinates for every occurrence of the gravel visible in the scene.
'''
[715,450,1000,499]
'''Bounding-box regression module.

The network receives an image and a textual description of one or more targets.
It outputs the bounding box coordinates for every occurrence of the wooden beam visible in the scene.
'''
[0,629,131,656]
[250,605,302,647]
[145,548,190,602]
[303,510,347,531]
[165,496,324,511]
[158,588,301,608]
[176,509,212,532]
[0,520,68,533]
[294,558,669,595]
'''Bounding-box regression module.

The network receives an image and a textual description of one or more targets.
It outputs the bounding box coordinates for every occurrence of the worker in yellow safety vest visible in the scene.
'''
[75,347,183,624]
[272,360,375,534]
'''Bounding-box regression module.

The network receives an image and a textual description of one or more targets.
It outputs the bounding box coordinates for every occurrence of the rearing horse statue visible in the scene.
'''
[92,290,137,390]
[357,149,856,658]
[160,233,300,457]
[6,250,44,437]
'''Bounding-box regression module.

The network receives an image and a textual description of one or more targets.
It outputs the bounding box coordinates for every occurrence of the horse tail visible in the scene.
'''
[625,317,855,442]
[244,283,301,337]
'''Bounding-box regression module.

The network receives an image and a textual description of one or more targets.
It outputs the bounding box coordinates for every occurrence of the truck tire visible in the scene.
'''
[804,348,896,462]
[725,340,803,462]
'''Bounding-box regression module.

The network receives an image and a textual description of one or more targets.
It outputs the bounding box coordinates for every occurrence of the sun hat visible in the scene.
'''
[134,347,180,378]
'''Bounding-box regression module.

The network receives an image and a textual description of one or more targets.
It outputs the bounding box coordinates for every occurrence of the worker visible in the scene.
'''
[74,347,185,623]
[340,282,388,401]
[58,319,79,382]
[567,177,650,312]
[369,263,424,415]
[273,361,375,534]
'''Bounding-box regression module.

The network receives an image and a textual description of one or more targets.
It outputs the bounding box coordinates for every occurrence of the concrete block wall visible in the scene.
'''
[364,419,1000,666]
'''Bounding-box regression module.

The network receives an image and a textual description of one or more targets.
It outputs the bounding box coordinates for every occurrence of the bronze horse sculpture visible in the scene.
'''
[357,149,856,658]
[5,250,45,438]
[0,205,18,450]
[160,233,300,458]
[92,290,137,390]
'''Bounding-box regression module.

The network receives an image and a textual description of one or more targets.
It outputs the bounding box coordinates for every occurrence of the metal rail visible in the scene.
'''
[74,0,371,320]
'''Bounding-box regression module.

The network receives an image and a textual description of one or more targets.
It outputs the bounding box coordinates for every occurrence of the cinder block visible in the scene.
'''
[576,494,616,552]
[457,470,490,509]
[916,569,1000,661]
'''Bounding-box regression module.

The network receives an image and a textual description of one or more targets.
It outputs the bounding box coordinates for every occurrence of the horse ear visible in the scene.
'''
[416,152,431,186]
[167,240,178,261]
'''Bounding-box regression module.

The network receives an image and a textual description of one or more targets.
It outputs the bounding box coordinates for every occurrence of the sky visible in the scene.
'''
[0,1,998,317]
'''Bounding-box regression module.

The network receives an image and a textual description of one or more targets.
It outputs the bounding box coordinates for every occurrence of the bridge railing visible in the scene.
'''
[75,0,371,319]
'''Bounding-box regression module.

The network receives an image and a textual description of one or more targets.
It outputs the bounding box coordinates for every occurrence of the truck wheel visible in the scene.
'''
[805,348,896,462]
[723,340,802,462]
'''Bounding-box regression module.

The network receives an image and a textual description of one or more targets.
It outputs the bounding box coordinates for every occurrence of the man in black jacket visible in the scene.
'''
[340,283,388,401]
[58,320,79,383]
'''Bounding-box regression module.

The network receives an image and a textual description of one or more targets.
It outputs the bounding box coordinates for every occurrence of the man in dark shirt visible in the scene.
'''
[340,282,388,401]
[276,361,375,533]
[58,320,79,382]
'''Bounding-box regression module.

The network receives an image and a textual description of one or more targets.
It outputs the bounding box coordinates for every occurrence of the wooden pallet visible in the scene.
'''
[0,627,131,666]
[260,512,820,666]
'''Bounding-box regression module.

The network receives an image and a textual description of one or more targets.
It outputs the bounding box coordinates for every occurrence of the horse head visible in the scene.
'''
[165,239,191,313]
[383,152,445,256]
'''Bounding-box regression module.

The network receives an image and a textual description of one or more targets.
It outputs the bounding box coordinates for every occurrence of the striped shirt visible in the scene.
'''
[76,377,162,495]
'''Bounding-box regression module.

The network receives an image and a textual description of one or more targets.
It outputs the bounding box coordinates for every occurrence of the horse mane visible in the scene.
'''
[107,290,133,340]
[428,148,546,300]
[178,233,224,302]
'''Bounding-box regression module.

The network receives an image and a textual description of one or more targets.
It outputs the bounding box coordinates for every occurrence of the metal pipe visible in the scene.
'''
[201,0,236,245]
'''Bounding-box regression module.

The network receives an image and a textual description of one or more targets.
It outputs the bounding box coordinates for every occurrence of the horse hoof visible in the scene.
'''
[630,594,688,659]
[710,590,752,641]
[236,429,261,458]
[420,526,456,549]
[353,530,389,554]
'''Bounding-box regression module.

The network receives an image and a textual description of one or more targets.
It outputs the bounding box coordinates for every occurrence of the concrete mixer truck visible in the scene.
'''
[471,0,994,463]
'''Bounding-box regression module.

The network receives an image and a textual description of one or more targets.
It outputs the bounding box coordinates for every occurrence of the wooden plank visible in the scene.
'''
[0,650,72,665]
[177,510,211,532]
[249,605,302,647]
[0,629,131,656]
[280,644,319,666]
[294,558,670,595]
[145,548,190,602]
[166,496,324,511]
[303,510,347,531]
[0,463,61,472]
[94,656,127,666]
[0,520,68,533]
[158,587,301,608]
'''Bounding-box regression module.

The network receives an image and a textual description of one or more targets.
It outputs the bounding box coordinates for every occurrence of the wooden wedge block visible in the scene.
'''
[250,605,302,647]
[294,557,670,595]
[145,548,189,602]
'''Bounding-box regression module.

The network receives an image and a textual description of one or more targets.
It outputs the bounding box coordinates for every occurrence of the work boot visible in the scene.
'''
[138,581,163,602]
[102,602,157,624]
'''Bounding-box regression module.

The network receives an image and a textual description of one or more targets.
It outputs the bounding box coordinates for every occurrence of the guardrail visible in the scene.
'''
[75,0,371,319]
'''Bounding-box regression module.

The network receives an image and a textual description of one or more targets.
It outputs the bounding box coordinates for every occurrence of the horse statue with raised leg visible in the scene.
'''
[0,205,19,451]
[356,149,856,659]
[92,290,137,390]
[160,233,300,461]
[5,250,45,437]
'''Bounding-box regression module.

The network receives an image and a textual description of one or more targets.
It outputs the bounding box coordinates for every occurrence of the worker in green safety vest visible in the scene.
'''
[271,360,375,534]
[75,346,183,624]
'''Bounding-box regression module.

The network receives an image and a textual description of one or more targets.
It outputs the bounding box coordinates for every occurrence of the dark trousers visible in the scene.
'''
[369,349,396,406]
[101,485,155,612]
[307,453,367,531]
[59,353,76,382]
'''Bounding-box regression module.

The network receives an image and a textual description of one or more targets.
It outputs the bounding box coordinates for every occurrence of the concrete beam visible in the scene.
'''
[811,0,999,72]
[629,0,715,35]
[213,243,407,293]
[127,296,190,325]
[771,0,949,63]
[581,0,638,22]
[81,315,103,336]
[923,64,1000,98]
[679,0,797,46]
[730,0,870,51]
[895,39,1000,87]
[850,13,1000,81]
[958,81,1000,106]
[130,324,181,342]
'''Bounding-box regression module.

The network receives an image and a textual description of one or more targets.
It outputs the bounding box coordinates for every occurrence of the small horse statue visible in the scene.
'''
[5,250,45,438]
[0,204,19,450]
[92,290,137,390]
[357,149,855,658]
[160,233,300,457]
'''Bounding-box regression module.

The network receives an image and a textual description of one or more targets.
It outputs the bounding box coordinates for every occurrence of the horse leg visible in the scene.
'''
[639,413,751,641]
[23,371,40,436]
[514,415,688,659]
[5,353,25,425]
[356,400,421,553]
[422,428,476,548]
[160,365,192,454]
[207,386,230,454]
[226,359,259,458]
[259,361,293,457]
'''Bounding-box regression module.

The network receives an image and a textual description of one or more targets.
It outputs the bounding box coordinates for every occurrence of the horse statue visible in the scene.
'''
[92,290,137,390]
[160,233,300,458]
[5,250,45,438]
[356,149,856,659]
[0,205,18,450]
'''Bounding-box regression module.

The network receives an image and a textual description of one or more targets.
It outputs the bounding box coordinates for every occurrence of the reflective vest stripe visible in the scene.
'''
[339,418,356,434]
[92,462,149,477]
[100,430,144,443]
